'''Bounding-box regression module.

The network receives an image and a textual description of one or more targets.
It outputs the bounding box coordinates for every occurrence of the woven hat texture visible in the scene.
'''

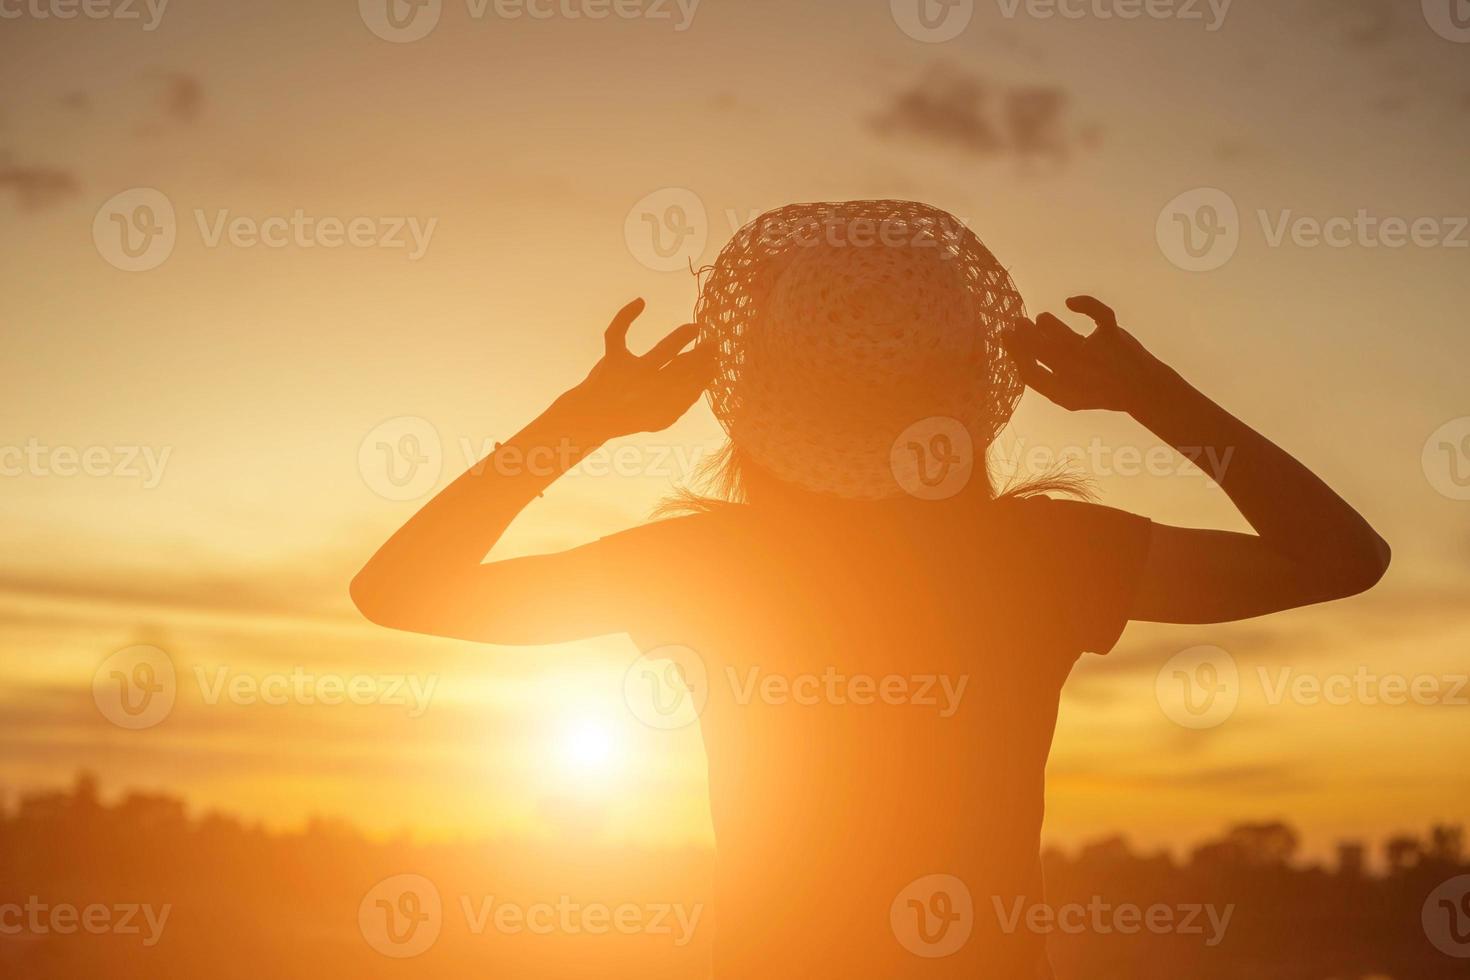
[695,200,1025,499]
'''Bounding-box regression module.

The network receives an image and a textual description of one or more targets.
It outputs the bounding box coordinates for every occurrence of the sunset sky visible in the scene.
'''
[1,0,1468,864]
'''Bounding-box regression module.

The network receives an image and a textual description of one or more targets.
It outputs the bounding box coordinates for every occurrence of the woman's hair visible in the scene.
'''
[656,438,1093,517]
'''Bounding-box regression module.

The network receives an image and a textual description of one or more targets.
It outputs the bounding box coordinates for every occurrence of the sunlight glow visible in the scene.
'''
[555,717,626,784]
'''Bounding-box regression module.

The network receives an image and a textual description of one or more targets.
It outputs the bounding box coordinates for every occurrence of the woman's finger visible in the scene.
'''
[1011,349,1072,407]
[1004,317,1045,359]
[642,322,700,366]
[1036,311,1085,344]
[654,347,716,417]
[1065,295,1119,332]
[604,298,646,356]
[1033,312,1086,364]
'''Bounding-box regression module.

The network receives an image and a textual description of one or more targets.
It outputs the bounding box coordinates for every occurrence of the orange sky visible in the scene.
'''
[1,0,1468,863]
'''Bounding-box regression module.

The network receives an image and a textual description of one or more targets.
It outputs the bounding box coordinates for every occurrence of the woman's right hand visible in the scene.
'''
[1006,295,1171,416]
[564,298,715,439]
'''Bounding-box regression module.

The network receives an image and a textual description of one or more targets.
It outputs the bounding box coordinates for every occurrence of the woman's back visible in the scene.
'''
[613,495,1151,977]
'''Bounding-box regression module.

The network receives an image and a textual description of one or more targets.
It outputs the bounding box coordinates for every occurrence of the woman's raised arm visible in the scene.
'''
[1007,296,1390,625]
[350,299,713,643]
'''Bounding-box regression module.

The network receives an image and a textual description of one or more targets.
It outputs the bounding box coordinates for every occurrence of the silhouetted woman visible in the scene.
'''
[352,201,1389,978]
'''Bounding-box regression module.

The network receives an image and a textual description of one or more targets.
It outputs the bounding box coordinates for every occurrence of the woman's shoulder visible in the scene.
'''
[964,495,1154,574]
[994,493,1145,530]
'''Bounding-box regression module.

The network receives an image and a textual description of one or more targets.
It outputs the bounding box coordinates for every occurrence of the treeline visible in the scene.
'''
[0,773,1463,979]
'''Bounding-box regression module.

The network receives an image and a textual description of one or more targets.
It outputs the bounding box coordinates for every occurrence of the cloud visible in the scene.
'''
[1214,140,1251,163]
[868,65,1091,168]
[1081,763,1316,797]
[0,565,348,626]
[1063,578,1470,711]
[149,71,204,125]
[1331,0,1398,49]
[0,154,80,210]
[869,67,1004,156]
[1295,0,1467,117]
[0,533,378,634]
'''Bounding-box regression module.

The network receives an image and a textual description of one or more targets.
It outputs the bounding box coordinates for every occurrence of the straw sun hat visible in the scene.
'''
[695,200,1026,500]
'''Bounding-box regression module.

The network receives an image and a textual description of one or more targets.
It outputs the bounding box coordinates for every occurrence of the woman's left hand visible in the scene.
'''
[1005,296,1167,415]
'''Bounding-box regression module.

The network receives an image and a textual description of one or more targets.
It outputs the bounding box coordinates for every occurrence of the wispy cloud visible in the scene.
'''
[0,154,80,210]
[868,64,1092,169]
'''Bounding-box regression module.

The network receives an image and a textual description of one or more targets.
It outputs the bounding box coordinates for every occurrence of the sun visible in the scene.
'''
[554,716,627,786]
